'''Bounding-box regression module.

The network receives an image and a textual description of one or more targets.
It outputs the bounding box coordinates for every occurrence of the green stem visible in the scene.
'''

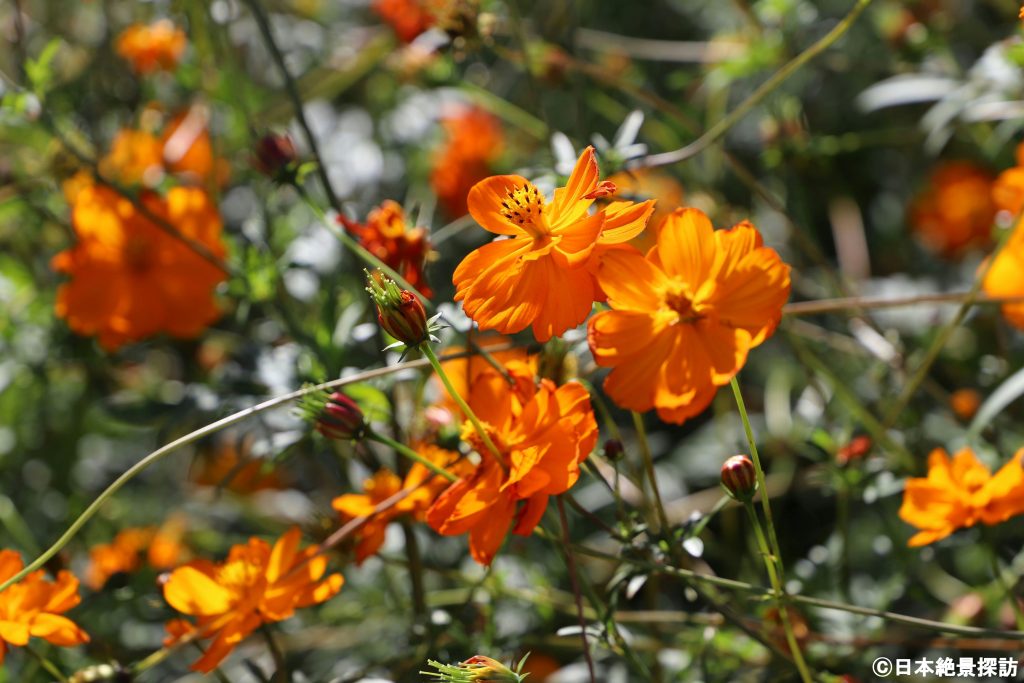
[639,0,874,168]
[422,345,505,465]
[368,432,457,482]
[988,544,1024,631]
[25,645,68,683]
[730,378,813,683]
[299,189,432,309]
[261,624,289,683]
[632,411,671,534]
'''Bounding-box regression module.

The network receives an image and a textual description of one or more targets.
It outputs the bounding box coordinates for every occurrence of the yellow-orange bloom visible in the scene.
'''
[163,527,343,673]
[899,447,1024,546]
[426,363,598,565]
[454,147,654,342]
[86,518,188,590]
[99,129,165,186]
[909,162,995,257]
[435,339,536,418]
[982,219,1024,328]
[340,201,434,298]
[431,106,504,217]
[992,143,1024,216]
[588,208,790,424]
[332,445,467,563]
[950,388,982,421]
[161,109,232,188]
[52,184,227,350]
[0,550,89,664]
[116,20,187,74]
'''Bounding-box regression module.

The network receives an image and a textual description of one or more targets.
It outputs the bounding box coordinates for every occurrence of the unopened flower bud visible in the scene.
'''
[603,438,624,461]
[721,454,757,501]
[366,270,429,347]
[316,392,366,441]
[253,133,297,179]
[424,654,528,682]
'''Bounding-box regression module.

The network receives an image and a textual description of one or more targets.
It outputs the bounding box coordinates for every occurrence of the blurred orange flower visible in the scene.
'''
[992,143,1024,216]
[163,527,343,673]
[116,20,187,74]
[86,517,188,590]
[431,106,503,217]
[426,362,597,564]
[950,388,982,421]
[982,220,1024,328]
[332,445,467,563]
[373,0,437,42]
[454,146,654,342]
[607,168,685,234]
[340,200,434,297]
[0,550,89,664]
[99,129,165,186]
[909,162,995,257]
[52,184,227,350]
[588,208,790,424]
[190,442,287,494]
[899,447,1024,546]
[161,109,231,188]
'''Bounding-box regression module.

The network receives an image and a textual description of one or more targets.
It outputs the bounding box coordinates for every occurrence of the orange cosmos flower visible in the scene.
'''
[116,20,187,74]
[454,147,654,342]
[909,162,995,257]
[982,219,1024,329]
[899,447,1024,546]
[373,0,437,42]
[161,109,232,188]
[0,550,89,664]
[52,184,227,350]
[332,445,467,563]
[992,142,1024,216]
[163,527,343,673]
[435,338,536,418]
[587,208,790,424]
[431,106,504,217]
[607,168,685,232]
[340,201,434,297]
[99,129,165,187]
[86,518,188,590]
[426,362,598,565]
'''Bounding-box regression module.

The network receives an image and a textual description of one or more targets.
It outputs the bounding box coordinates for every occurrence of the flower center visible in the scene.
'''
[962,469,988,495]
[124,234,155,272]
[665,287,702,324]
[501,183,548,239]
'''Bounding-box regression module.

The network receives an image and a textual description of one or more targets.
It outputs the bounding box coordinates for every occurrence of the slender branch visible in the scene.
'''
[636,0,873,168]
[557,497,597,683]
[783,291,1024,316]
[729,378,813,682]
[632,411,671,534]
[367,431,457,482]
[422,345,505,465]
[882,224,1018,429]
[244,0,342,211]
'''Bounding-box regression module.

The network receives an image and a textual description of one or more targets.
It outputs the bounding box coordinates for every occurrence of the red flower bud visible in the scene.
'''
[721,454,757,501]
[253,133,298,179]
[366,270,429,347]
[836,435,872,465]
[316,392,365,441]
[603,438,624,461]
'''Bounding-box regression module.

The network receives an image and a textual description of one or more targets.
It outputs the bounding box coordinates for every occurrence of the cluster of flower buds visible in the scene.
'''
[365,270,439,349]
[720,454,757,501]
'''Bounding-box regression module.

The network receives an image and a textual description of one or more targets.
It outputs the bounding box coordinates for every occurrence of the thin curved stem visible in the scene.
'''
[422,345,505,465]
[368,431,457,482]
[637,0,874,168]
[631,411,670,533]
[730,378,813,682]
